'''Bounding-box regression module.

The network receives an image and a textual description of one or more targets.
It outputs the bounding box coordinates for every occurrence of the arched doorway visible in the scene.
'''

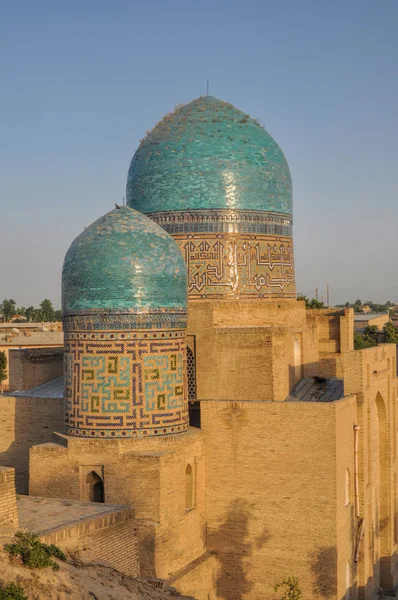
[86,471,104,503]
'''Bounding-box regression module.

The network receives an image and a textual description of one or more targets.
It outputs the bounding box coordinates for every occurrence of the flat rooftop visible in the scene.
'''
[286,376,344,403]
[354,313,388,321]
[17,496,131,536]
[12,376,64,398]
[0,332,63,345]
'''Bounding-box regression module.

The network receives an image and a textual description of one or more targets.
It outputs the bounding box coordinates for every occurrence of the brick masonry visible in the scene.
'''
[8,347,63,392]
[0,467,18,528]
[0,396,64,493]
[39,506,140,578]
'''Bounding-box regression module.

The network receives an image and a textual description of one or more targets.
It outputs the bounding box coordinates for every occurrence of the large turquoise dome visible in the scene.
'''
[62,205,187,317]
[126,95,292,215]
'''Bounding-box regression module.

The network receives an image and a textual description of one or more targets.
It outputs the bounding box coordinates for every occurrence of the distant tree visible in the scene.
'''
[353,299,362,313]
[0,351,7,392]
[354,333,377,350]
[383,322,398,343]
[274,576,302,600]
[297,294,325,309]
[1,299,16,321]
[40,299,55,322]
[25,306,35,322]
[32,308,43,322]
[364,325,378,337]
[54,309,62,321]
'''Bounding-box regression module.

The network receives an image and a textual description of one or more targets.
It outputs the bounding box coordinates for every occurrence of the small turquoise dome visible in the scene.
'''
[126,96,292,216]
[62,205,187,315]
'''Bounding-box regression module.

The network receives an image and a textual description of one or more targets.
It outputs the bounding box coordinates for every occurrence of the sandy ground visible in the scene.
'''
[0,550,196,600]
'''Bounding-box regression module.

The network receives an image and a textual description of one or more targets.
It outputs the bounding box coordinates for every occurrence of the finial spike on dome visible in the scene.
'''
[206,79,209,96]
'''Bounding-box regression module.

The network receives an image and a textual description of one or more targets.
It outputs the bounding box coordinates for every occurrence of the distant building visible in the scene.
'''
[0,331,63,392]
[353,312,389,332]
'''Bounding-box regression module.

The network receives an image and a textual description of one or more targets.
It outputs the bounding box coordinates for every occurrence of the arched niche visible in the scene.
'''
[86,471,104,503]
[185,463,194,510]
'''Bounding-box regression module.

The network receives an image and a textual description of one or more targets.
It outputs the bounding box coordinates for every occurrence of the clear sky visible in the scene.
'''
[1,0,397,308]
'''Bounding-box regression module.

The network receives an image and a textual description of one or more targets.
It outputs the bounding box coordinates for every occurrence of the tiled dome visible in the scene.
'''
[126,96,292,216]
[62,205,187,316]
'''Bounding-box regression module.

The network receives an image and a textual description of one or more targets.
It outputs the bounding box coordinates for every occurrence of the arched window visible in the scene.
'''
[345,468,350,506]
[86,471,104,503]
[185,464,194,510]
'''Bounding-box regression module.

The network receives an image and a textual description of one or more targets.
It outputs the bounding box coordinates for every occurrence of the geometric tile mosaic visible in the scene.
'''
[64,331,189,438]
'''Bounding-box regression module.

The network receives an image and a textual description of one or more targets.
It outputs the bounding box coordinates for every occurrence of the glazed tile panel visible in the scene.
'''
[64,331,189,438]
[126,96,292,216]
[150,208,295,298]
[176,233,295,299]
[62,206,187,315]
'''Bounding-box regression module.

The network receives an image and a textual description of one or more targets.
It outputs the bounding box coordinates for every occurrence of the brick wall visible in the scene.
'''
[8,347,63,392]
[170,553,217,600]
[30,429,210,592]
[0,396,64,493]
[0,467,18,527]
[39,508,140,577]
[200,398,350,600]
[343,344,398,595]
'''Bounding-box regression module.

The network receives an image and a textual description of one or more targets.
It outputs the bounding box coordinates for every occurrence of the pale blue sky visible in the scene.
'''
[1,0,397,307]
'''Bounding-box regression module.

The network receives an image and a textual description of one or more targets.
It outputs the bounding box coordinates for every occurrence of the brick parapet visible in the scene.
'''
[38,505,139,577]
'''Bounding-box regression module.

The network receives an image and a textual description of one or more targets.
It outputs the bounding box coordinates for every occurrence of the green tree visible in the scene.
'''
[0,351,7,392]
[32,308,43,322]
[0,299,16,321]
[25,306,35,322]
[54,309,62,321]
[383,322,398,343]
[354,333,377,350]
[297,294,325,309]
[364,325,378,337]
[353,299,362,313]
[274,576,302,600]
[40,299,55,322]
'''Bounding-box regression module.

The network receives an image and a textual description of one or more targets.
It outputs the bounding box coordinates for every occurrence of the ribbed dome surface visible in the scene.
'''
[62,206,187,315]
[126,95,292,215]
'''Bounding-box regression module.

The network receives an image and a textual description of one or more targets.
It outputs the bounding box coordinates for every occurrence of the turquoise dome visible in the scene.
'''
[126,96,292,216]
[62,205,187,315]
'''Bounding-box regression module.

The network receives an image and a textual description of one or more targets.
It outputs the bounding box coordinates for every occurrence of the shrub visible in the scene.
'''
[274,576,302,600]
[0,583,28,600]
[4,531,66,571]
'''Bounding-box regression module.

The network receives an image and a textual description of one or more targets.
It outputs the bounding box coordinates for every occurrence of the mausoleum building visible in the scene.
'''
[24,96,398,600]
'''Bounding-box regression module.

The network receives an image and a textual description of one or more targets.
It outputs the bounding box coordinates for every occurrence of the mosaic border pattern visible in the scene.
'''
[63,309,187,332]
[65,330,185,341]
[173,232,295,299]
[150,209,293,236]
[65,332,189,438]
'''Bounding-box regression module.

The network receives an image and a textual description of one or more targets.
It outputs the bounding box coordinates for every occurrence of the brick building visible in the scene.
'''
[7,95,395,600]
